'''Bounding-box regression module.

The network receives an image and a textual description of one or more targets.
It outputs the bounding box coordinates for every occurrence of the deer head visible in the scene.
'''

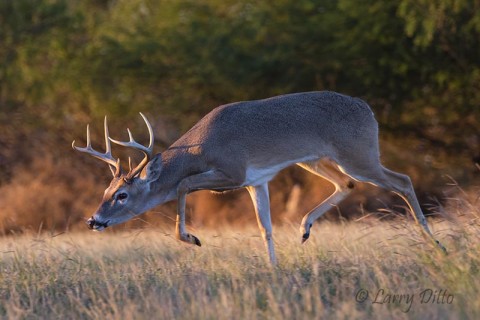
[72,113,162,230]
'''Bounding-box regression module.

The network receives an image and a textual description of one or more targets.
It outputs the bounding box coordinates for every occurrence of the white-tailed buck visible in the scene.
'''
[73,91,444,264]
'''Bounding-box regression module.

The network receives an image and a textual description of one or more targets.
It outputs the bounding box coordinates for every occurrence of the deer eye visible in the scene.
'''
[116,193,128,201]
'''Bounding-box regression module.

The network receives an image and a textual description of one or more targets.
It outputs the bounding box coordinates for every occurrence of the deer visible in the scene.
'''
[72,91,445,264]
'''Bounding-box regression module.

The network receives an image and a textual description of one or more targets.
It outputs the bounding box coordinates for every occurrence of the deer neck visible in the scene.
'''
[149,148,205,204]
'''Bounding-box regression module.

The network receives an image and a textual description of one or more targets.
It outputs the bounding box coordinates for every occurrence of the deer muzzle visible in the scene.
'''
[86,217,109,231]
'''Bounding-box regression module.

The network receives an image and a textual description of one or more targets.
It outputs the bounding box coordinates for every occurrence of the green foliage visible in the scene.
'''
[0,0,81,107]
[1,0,479,170]
[395,0,480,152]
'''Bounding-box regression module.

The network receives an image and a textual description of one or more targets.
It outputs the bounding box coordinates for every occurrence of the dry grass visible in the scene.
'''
[0,206,479,320]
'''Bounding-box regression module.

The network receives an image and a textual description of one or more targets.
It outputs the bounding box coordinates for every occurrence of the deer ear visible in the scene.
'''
[143,154,162,180]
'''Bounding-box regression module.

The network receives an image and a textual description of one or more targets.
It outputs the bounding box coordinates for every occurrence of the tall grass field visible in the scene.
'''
[1,207,479,319]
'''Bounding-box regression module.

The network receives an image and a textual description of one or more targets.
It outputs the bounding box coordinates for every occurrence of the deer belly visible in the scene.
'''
[242,156,317,186]
[242,165,284,186]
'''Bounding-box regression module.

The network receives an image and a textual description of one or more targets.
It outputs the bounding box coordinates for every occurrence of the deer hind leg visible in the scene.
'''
[297,159,356,243]
[380,167,445,251]
[176,170,243,247]
[337,161,446,252]
[380,168,432,233]
[246,184,276,265]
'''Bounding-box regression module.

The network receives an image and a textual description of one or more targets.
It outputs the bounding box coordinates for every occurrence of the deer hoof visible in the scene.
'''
[301,233,310,244]
[192,235,202,247]
[436,240,447,254]
[178,233,202,246]
[300,223,312,243]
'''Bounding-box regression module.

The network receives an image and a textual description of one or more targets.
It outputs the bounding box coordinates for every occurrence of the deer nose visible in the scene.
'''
[86,217,96,229]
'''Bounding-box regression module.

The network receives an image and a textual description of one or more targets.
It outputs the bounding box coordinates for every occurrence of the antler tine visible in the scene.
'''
[109,112,155,179]
[104,116,113,158]
[109,114,154,157]
[72,118,121,177]
[141,112,154,151]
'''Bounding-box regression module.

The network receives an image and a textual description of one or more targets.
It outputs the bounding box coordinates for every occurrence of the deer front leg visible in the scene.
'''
[175,201,201,246]
[246,184,276,265]
[176,170,242,247]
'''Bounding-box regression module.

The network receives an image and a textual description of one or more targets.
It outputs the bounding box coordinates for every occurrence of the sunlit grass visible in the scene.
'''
[0,211,479,319]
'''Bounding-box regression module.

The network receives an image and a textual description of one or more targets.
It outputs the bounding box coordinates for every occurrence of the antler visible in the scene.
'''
[109,112,154,180]
[72,117,122,177]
